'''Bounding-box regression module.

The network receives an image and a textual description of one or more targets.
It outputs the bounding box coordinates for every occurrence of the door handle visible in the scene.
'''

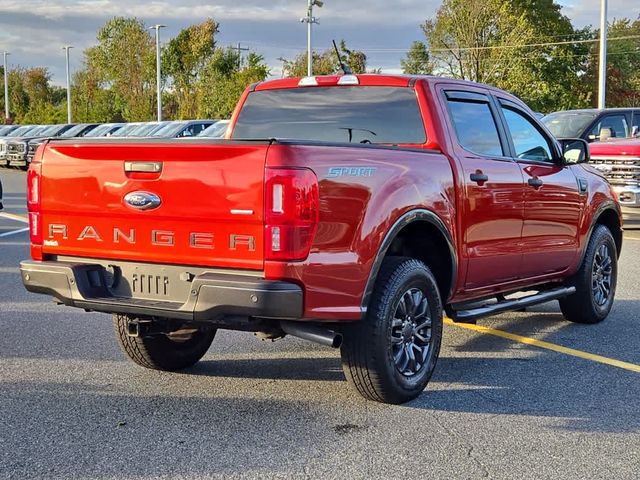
[470,172,489,185]
[124,162,163,173]
[528,177,544,188]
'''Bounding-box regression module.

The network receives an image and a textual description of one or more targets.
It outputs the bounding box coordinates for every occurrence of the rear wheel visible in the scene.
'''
[113,314,216,371]
[340,257,443,404]
[559,225,618,324]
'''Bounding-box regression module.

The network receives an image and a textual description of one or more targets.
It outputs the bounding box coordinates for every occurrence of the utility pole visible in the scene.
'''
[149,24,166,122]
[598,0,608,109]
[62,46,73,124]
[3,52,9,123]
[235,43,249,70]
[301,0,323,76]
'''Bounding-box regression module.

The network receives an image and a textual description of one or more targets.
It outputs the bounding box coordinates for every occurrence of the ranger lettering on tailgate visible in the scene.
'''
[45,223,255,251]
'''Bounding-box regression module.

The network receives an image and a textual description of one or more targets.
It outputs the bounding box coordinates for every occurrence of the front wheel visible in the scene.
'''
[340,257,443,404]
[113,314,216,371]
[559,224,618,324]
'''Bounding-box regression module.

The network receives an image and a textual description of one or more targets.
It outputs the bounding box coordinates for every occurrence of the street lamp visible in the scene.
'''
[62,46,73,124]
[598,0,608,109]
[301,0,324,76]
[2,52,9,122]
[149,24,166,122]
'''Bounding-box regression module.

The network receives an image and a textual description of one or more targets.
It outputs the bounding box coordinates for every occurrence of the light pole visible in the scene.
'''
[62,46,73,123]
[301,0,323,76]
[3,52,9,122]
[149,24,166,121]
[598,0,608,109]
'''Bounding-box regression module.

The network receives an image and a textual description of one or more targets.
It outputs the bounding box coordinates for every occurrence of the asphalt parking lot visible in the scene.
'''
[1,168,639,480]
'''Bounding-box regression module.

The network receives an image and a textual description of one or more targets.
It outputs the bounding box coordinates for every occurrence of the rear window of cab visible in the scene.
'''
[232,86,426,145]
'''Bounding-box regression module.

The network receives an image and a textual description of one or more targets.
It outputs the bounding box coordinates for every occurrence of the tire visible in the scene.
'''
[113,314,216,371]
[340,257,443,404]
[559,224,618,324]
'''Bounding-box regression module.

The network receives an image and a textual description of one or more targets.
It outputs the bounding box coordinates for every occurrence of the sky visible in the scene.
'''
[0,0,634,85]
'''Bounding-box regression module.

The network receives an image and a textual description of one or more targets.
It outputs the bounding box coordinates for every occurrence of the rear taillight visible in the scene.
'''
[27,161,43,247]
[265,168,319,261]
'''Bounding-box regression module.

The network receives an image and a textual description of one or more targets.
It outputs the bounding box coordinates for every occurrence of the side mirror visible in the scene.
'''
[587,134,597,142]
[559,138,589,165]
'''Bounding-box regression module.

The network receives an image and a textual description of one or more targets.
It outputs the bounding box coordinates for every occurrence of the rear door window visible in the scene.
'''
[446,94,504,157]
[233,86,426,144]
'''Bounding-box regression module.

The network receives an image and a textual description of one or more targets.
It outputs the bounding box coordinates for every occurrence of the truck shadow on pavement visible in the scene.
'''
[191,356,345,382]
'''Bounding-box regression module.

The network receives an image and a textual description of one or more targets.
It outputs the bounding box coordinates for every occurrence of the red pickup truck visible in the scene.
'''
[21,74,622,404]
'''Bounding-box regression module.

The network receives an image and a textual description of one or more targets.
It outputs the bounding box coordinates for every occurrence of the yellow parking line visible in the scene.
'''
[0,212,29,224]
[444,318,640,373]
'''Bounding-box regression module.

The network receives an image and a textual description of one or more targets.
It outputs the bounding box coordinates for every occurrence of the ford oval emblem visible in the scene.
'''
[124,191,162,211]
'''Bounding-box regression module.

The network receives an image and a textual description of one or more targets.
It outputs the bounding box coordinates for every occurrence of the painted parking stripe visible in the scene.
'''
[444,318,640,373]
[0,212,29,223]
[0,227,29,238]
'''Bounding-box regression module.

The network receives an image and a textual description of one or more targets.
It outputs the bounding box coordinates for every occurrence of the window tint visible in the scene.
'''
[233,87,426,144]
[447,99,503,156]
[502,107,553,162]
[590,114,629,139]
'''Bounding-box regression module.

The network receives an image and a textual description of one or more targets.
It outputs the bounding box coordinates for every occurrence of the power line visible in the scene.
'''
[228,34,640,56]
[353,34,640,53]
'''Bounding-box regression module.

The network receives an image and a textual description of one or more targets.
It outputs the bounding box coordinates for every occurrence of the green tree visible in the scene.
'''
[582,17,640,107]
[282,41,368,77]
[71,68,120,123]
[85,17,156,121]
[196,49,269,119]
[421,0,590,111]
[0,69,29,122]
[0,67,67,124]
[162,18,219,119]
[401,41,432,75]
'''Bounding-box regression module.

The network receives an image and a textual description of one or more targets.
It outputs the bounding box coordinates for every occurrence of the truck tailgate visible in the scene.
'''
[38,141,267,270]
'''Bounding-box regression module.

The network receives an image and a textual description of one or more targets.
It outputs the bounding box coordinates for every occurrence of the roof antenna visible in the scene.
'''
[333,40,353,75]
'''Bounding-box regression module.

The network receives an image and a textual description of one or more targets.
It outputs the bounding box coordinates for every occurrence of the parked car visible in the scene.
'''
[589,138,640,226]
[110,123,145,137]
[85,123,125,137]
[127,122,166,137]
[543,108,640,143]
[26,124,100,166]
[198,120,230,138]
[0,125,20,137]
[0,125,38,166]
[151,120,216,138]
[8,124,75,169]
[21,74,622,405]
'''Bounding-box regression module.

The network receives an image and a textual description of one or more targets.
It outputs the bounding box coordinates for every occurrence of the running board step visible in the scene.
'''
[450,286,576,324]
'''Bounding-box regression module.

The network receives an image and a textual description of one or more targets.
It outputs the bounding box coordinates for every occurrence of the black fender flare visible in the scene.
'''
[360,209,458,315]
[579,201,624,265]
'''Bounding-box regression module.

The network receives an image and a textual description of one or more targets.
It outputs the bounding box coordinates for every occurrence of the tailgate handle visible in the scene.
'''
[124,162,163,173]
